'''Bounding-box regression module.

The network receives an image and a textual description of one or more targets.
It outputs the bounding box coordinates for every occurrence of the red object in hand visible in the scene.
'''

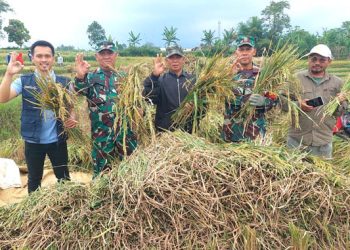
[16,53,24,65]
[263,91,278,101]
[333,116,343,133]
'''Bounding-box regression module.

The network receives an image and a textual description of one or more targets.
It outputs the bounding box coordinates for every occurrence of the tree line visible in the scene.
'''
[1,0,350,58]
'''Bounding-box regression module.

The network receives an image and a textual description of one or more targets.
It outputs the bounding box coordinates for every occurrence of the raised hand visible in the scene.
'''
[152,53,166,77]
[6,52,24,76]
[230,52,242,75]
[75,53,90,79]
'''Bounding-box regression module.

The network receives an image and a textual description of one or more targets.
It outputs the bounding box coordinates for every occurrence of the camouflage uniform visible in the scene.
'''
[75,68,137,176]
[222,66,278,142]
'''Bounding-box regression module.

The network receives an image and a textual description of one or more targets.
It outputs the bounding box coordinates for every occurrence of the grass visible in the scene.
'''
[0,97,21,140]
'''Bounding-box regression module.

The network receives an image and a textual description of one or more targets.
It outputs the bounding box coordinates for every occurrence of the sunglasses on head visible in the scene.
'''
[309,55,328,63]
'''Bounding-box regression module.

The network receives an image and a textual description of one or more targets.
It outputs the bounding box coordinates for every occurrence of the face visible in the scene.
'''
[32,46,55,73]
[235,45,256,66]
[95,50,118,70]
[308,54,331,75]
[166,54,185,74]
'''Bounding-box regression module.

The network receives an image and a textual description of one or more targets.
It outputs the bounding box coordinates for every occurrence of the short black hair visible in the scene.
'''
[30,40,55,56]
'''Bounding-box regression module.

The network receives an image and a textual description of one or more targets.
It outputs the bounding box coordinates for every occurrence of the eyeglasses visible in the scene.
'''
[309,56,328,63]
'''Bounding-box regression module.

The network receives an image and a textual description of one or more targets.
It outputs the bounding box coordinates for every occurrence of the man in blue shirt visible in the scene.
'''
[0,40,77,193]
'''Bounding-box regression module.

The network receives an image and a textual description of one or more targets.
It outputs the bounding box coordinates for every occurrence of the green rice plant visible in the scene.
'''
[332,135,350,175]
[237,42,303,129]
[0,138,24,163]
[0,97,21,140]
[323,74,350,117]
[113,63,156,153]
[289,223,314,249]
[172,54,236,133]
[28,75,78,138]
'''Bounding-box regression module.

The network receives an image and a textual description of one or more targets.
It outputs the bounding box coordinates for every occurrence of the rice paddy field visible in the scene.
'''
[0,50,349,249]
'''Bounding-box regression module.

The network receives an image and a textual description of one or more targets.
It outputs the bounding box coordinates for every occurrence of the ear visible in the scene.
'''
[252,48,257,56]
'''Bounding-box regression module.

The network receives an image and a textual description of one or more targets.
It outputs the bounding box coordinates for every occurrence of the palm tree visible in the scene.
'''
[162,26,179,47]
[222,28,236,47]
[128,31,141,47]
[201,29,215,48]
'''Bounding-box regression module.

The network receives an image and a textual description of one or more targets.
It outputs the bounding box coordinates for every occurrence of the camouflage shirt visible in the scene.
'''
[222,66,278,142]
[75,68,121,139]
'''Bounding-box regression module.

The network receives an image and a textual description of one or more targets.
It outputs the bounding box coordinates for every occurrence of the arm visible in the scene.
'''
[0,52,23,103]
[143,74,161,104]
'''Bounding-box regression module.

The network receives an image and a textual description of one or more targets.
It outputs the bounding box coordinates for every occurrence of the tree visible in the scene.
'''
[201,29,215,47]
[283,26,317,56]
[162,26,179,47]
[237,16,268,55]
[86,21,107,49]
[320,28,348,58]
[0,0,12,39]
[107,34,114,43]
[56,44,76,51]
[3,19,30,48]
[222,28,236,47]
[128,31,141,47]
[261,0,291,45]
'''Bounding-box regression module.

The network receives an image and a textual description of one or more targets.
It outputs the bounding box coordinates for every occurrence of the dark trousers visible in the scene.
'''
[25,141,70,193]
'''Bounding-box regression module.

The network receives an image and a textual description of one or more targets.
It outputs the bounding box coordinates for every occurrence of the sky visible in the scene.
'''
[1,0,349,50]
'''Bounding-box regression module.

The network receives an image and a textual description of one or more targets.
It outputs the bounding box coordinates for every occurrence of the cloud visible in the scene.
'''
[1,0,349,49]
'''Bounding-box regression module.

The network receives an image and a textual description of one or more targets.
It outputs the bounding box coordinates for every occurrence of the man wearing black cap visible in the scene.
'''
[143,44,195,133]
[222,35,278,143]
[74,41,137,176]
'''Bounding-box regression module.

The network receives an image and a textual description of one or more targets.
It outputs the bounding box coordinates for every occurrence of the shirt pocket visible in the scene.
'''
[323,87,338,103]
[302,90,314,100]
[21,117,38,139]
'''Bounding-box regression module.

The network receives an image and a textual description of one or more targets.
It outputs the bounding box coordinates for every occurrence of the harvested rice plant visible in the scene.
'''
[0,55,350,249]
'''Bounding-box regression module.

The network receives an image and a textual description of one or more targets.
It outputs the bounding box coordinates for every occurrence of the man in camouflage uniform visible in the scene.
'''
[222,35,278,142]
[74,41,137,176]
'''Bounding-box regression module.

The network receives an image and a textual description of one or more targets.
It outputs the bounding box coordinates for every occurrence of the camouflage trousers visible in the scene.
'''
[91,128,137,177]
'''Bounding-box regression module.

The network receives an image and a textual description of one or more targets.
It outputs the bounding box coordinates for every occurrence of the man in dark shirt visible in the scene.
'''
[143,44,195,133]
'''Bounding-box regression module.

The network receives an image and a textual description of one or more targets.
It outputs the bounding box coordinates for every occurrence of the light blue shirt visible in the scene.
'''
[11,70,58,144]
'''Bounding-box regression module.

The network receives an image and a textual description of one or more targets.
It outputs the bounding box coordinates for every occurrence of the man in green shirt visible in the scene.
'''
[285,44,347,158]
[74,41,137,176]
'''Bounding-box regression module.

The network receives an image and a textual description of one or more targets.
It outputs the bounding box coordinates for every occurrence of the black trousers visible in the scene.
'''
[25,141,70,193]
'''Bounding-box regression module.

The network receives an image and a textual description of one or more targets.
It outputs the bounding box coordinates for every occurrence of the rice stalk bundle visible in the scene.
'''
[197,105,224,142]
[0,131,349,249]
[32,75,76,123]
[29,75,78,137]
[237,43,303,128]
[332,135,350,175]
[113,63,156,151]
[172,54,236,133]
[67,128,92,171]
[323,74,350,117]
